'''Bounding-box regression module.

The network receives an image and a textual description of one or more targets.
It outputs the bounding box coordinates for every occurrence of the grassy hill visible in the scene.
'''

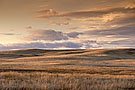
[0,49,135,90]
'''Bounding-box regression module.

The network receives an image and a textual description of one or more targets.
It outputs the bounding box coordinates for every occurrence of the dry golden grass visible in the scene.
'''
[0,72,135,90]
[0,49,135,90]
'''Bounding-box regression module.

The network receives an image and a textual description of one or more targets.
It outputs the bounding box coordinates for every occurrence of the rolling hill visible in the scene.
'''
[0,49,135,90]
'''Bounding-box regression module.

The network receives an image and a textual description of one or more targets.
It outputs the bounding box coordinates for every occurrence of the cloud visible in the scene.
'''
[125,0,135,8]
[0,42,46,50]
[27,29,68,41]
[107,14,135,25]
[0,44,4,47]
[0,42,82,50]
[50,21,69,26]
[81,40,101,49]
[0,33,17,35]
[102,13,124,23]
[26,29,82,41]
[67,32,83,38]
[0,40,102,50]
[36,7,135,30]
[84,24,135,38]
[44,42,83,49]
[2,38,134,50]
[37,7,135,18]
[25,26,33,29]
[36,8,57,17]
[106,39,135,48]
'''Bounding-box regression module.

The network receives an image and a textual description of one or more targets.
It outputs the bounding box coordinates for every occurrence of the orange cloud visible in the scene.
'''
[36,7,135,18]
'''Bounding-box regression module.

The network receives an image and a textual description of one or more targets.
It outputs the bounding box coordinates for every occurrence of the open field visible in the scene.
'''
[0,49,135,90]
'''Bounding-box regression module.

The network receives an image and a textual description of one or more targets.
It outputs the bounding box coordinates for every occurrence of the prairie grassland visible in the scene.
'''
[1,72,135,90]
[0,49,135,90]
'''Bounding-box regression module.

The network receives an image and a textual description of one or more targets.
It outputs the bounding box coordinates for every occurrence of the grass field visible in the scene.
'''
[0,49,135,90]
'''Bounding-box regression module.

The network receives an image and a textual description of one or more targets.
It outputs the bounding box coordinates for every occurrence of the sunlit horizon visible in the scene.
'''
[0,0,135,50]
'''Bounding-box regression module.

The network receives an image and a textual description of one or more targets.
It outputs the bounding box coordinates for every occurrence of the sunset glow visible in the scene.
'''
[0,0,135,50]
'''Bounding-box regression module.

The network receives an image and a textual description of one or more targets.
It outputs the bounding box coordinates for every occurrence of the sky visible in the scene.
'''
[0,0,135,50]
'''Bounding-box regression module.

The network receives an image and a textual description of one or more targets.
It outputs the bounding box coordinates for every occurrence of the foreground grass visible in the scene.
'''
[0,72,135,90]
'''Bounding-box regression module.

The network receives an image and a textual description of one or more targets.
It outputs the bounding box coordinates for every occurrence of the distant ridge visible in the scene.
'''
[0,48,135,59]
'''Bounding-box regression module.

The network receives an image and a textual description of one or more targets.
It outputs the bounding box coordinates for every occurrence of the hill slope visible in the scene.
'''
[0,48,135,60]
